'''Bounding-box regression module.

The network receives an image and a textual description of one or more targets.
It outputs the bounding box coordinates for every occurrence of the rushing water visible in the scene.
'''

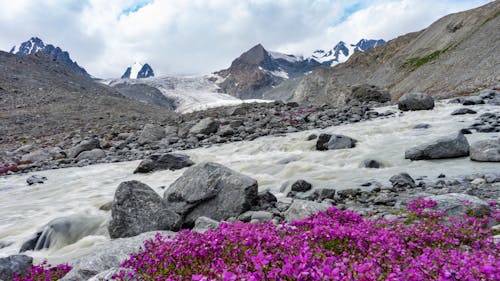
[0,101,498,264]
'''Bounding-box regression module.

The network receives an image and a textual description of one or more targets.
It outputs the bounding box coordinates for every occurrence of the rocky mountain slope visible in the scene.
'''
[121,62,155,79]
[10,37,89,77]
[283,1,500,105]
[0,51,176,151]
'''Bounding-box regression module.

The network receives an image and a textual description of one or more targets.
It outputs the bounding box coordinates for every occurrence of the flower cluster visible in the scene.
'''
[0,163,18,175]
[13,261,71,281]
[114,199,499,280]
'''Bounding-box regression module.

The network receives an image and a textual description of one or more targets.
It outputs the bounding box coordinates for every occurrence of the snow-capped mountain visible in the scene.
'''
[10,37,89,77]
[121,62,154,79]
[311,39,386,66]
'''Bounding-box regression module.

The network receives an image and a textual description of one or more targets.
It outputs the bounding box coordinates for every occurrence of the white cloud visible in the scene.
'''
[0,0,491,78]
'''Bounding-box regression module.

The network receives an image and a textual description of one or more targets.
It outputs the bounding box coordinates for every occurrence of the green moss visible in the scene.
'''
[402,49,446,71]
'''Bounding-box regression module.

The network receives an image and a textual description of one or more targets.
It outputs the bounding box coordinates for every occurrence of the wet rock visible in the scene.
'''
[192,217,220,233]
[413,123,431,129]
[133,153,194,173]
[61,231,173,281]
[217,125,235,137]
[306,134,317,141]
[405,132,469,160]
[291,179,312,192]
[316,133,357,151]
[398,92,434,111]
[470,138,500,162]
[67,138,101,158]
[308,188,336,202]
[284,199,330,222]
[461,96,484,105]
[189,118,219,135]
[337,188,362,200]
[99,201,113,211]
[373,193,397,206]
[256,190,277,209]
[0,255,33,280]
[460,128,472,134]
[77,149,105,161]
[425,193,491,217]
[451,108,477,115]
[137,124,166,145]
[109,181,181,238]
[362,159,383,168]
[350,84,391,103]
[389,173,416,190]
[164,162,258,228]
[26,175,47,185]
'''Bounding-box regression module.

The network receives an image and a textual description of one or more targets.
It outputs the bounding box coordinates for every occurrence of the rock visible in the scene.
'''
[405,132,469,160]
[460,128,472,134]
[20,214,106,252]
[284,199,330,222]
[470,178,485,185]
[350,84,391,103]
[88,268,137,281]
[307,188,336,202]
[0,255,33,280]
[217,125,234,137]
[189,118,219,135]
[291,179,312,192]
[398,92,434,111]
[425,193,491,217]
[256,190,277,209]
[373,193,397,206]
[67,138,101,158]
[337,188,361,200]
[470,138,500,162]
[20,149,51,163]
[316,133,357,151]
[413,123,431,129]
[137,124,166,145]
[362,159,383,168]
[238,210,273,222]
[164,162,258,228]
[306,134,317,141]
[48,147,66,159]
[192,217,220,233]
[451,108,477,115]
[26,175,47,185]
[133,153,194,173]
[76,149,105,161]
[109,181,181,239]
[99,201,113,211]
[389,173,416,190]
[60,231,173,281]
[461,96,484,105]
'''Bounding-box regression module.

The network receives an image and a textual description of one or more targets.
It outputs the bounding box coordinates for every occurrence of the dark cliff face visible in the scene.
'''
[121,63,155,79]
[10,37,90,77]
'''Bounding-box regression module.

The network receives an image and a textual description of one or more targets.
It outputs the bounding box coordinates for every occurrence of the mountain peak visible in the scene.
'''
[238,43,270,66]
[9,37,89,77]
[311,39,386,66]
[121,62,154,79]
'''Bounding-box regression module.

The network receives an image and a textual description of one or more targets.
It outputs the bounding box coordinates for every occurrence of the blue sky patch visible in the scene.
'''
[121,0,153,16]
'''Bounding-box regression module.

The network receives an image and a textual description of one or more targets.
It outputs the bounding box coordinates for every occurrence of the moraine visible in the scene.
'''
[0,100,498,264]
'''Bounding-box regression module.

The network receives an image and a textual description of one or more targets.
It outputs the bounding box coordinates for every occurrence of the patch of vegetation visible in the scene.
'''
[402,48,448,71]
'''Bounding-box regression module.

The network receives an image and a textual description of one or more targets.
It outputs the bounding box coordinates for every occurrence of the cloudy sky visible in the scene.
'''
[0,0,491,78]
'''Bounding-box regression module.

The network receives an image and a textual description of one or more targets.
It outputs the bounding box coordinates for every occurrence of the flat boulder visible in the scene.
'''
[405,132,469,160]
[67,138,101,158]
[20,149,51,163]
[189,118,219,135]
[389,173,416,190]
[470,138,500,162]
[164,162,258,228]
[316,133,357,151]
[0,255,33,280]
[137,124,166,145]
[284,199,330,222]
[77,149,106,161]
[109,181,181,239]
[350,84,391,103]
[398,92,434,111]
[134,153,194,173]
[425,193,491,217]
[451,108,477,115]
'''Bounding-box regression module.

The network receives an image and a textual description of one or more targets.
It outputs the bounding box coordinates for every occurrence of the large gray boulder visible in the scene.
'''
[109,181,181,239]
[137,124,166,145]
[398,92,434,111]
[67,138,101,158]
[76,148,105,161]
[405,132,469,160]
[189,118,219,135]
[133,153,194,173]
[284,199,330,222]
[425,193,491,217]
[0,255,33,280]
[61,231,173,281]
[164,162,258,228]
[192,217,220,233]
[470,138,500,162]
[389,173,416,190]
[350,84,391,103]
[20,149,51,163]
[316,133,357,151]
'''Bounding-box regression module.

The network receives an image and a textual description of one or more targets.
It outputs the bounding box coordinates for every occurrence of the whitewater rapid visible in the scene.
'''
[0,101,498,264]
